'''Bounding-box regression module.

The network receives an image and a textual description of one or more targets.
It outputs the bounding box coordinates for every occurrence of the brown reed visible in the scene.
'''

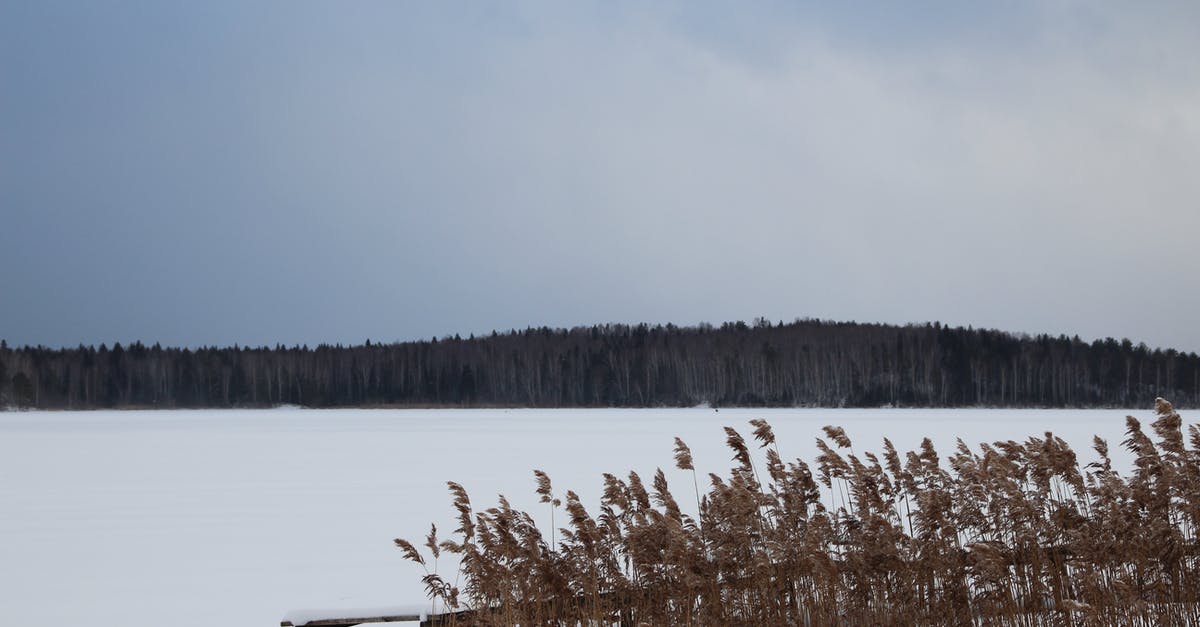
[396,398,1200,625]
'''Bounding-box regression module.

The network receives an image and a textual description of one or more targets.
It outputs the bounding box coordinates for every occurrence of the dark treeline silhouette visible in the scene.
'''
[1,319,1198,410]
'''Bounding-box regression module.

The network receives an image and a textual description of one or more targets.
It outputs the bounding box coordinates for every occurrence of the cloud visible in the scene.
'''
[2,2,1198,350]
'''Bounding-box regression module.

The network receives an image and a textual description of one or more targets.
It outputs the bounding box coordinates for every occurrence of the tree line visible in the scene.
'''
[1,319,1198,409]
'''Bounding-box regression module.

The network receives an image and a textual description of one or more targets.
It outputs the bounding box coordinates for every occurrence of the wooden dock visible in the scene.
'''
[281,608,473,627]
[281,613,418,627]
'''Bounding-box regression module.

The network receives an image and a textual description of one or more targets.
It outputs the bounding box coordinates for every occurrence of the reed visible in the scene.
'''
[397,399,1200,625]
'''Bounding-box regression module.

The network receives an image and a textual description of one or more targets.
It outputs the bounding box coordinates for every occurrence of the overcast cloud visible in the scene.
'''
[2,1,1198,351]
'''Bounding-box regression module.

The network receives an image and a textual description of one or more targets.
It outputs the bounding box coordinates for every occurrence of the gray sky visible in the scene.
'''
[3,1,1199,351]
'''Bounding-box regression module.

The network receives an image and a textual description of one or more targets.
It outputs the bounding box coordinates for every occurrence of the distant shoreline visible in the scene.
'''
[4,402,1194,412]
[4,319,1198,410]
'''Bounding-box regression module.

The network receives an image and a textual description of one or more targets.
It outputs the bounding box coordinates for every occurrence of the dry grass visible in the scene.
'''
[397,399,1200,625]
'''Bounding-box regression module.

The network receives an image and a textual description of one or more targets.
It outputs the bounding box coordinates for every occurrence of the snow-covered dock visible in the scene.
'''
[280,605,426,626]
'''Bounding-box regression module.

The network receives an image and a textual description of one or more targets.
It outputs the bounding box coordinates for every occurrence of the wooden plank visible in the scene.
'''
[281,613,422,627]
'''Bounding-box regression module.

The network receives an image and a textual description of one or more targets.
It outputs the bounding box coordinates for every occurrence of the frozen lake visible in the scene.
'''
[0,406,1174,627]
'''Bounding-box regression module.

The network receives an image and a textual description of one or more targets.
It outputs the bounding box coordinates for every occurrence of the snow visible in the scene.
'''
[0,406,1163,627]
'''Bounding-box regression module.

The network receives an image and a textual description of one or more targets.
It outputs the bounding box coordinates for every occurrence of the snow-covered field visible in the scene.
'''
[0,406,1170,627]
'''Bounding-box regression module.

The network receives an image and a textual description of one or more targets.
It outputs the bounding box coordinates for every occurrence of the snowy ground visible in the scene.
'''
[0,406,1169,627]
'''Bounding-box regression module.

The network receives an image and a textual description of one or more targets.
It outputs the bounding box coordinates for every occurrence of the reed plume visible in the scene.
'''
[397,399,1200,625]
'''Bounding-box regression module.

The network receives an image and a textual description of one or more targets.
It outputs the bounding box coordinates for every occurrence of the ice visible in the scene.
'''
[0,407,1159,626]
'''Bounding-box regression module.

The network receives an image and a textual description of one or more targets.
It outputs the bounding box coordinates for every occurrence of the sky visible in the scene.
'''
[2,1,1199,352]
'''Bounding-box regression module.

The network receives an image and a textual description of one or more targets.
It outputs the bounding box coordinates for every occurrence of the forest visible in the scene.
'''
[1,319,1198,409]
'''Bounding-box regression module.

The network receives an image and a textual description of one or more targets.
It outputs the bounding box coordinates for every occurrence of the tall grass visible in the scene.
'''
[397,399,1200,625]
